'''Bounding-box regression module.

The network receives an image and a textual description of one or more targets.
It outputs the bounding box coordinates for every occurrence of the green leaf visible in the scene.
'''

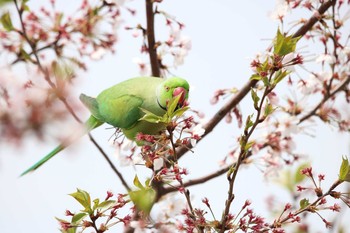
[261,76,270,87]
[145,178,151,187]
[244,114,254,131]
[21,0,30,11]
[172,106,190,118]
[20,48,31,61]
[227,165,236,177]
[167,94,182,116]
[264,101,275,118]
[250,74,262,81]
[1,12,14,31]
[294,162,310,184]
[97,200,116,209]
[251,88,260,110]
[273,69,291,86]
[129,187,156,215]
[280,169,294,192]
[273,28,300,56]
[274,162,310,192]
[71,213,88,223]
[299,198,310,209]
[0,0,13,7]
[139,108,163,123]
[260,58,270,72]
[133,175,144,189]
[244,141,254,151]
[92,198,99,211]
[69,189,92,213]
[339,156,350,182]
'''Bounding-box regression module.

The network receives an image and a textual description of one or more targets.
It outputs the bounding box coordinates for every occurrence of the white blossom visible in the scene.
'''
[268,0,291,21]
[153,157,164,171]
[262,152,283,177]
[90,47,107,60]
[339,46,350,62]
[179,36,192,50]
[156,194,186,222]
[315,53,336,64]
[315,71,333,82]
[173,48,188,68]
[277,115,299,137]
[297,74,322,95]
[190,124,205,147]
[121,139,135,151]
[132,57,151,76]
[280,137,296,153]
[106,0,127,5]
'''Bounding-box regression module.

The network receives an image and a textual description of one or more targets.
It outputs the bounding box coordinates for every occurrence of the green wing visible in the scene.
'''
[80,94,103,120]
[97,94,144,129]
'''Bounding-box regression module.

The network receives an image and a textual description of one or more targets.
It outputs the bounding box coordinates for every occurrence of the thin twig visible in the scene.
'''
[275,179,343,226]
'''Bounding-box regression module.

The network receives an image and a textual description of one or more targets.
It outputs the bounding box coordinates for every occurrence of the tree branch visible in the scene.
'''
[275,179,343,227]
[162,71,349,196]
[299,75,350,123]
[146,0,161,77]
[157,0,337,198]
[175,0,337,161]
[162,165,232,195]
[13,0,130,191]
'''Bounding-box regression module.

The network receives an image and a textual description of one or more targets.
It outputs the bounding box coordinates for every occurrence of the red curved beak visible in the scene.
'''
[173,87,187,106]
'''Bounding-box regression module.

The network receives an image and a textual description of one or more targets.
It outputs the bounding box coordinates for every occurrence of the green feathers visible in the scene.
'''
[21,76,189,175]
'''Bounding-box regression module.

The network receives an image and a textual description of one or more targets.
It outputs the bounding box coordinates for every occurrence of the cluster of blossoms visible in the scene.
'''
[0,0,125,143]
[269,165,350,231]
[212,0,350,179]
[176,199,269,233]
[0,0,123,64]
[0,68,80,143]
[112,114,205,170]
[214,44,304,175]
[268,0,348,22]
[58,190,132,233]
[272,0,350,130]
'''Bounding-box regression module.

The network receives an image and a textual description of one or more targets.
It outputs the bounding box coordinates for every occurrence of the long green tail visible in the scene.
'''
[20,116,103,176]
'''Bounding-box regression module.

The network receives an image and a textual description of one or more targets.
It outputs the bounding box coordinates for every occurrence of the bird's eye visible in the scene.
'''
[165,86,170,91]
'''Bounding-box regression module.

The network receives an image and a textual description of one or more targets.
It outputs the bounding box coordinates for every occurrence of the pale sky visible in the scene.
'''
[1,1,349,232]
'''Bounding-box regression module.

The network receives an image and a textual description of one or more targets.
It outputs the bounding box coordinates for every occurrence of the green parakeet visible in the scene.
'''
[21,76,189,176]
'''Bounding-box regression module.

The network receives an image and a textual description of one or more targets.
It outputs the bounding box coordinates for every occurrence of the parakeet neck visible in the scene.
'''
[156,85,167,110]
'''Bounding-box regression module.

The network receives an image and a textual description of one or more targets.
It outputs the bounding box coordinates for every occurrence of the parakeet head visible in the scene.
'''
[157,77,190,110]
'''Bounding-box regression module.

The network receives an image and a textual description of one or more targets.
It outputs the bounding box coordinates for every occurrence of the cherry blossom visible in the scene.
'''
[269,0,291,21]
[315,54,337,64]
